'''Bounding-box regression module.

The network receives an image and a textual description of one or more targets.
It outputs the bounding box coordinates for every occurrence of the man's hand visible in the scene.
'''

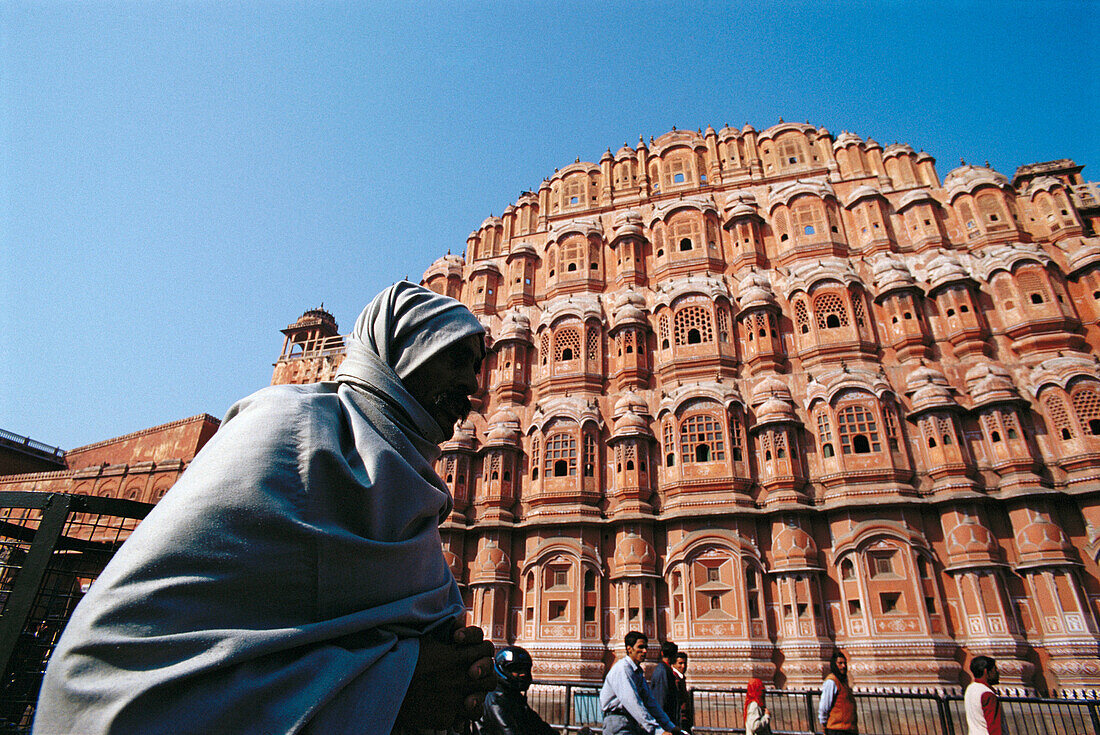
[395,623,495,729]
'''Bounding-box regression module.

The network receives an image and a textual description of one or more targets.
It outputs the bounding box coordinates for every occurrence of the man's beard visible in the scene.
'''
[433,391,471,424]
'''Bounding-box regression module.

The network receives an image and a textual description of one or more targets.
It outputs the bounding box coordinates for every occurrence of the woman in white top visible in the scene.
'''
[744,677,771,734]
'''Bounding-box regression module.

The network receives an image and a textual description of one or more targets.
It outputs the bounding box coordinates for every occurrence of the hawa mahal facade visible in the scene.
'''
[272,122,1100,695]
[6,120,1100,695]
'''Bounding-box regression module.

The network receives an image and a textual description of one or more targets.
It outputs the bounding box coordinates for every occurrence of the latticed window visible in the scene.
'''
[1071,385,1100,435]
[883,406,899,450]
[659,315,671,349]
[541,333,550,365]
[586,327,600,361]
[680,414,725,463]
[531,436,540,478]
[1044,394,1074,440]
[729,414,745,462]
[583,433,596,477]
[814,292,849,330]
[937,416,955,445]
[817,411,834,458]
[774,431,788,459]
[774,210,790,241]
[625,444,637,471]
[851,293,867,328]
[759,431,772,461]
[980,413,1001,443]
[1001,411,1021,440]
[1018,269,1049,305]
[921,417,938,448]
[794,206,819,237]
[444,457,456,484]
[545,433,577,477]
[977,192,1002,222]
[489,453,501,480]
[664,421,676,466]
[563,238,585,272]
[837,404,881,454]
[716,307,729,342]
[674,305,714,345]
[795,299,810,334]
[615,444,624,471]
[554,328,580,362]
[958,201,977,230]
[623,330,636,355]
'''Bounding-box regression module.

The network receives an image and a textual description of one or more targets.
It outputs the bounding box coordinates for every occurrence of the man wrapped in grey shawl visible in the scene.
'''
[35,282,491,734]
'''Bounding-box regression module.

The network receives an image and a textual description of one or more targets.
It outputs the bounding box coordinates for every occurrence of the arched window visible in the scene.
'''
[837,404,881,454]
[817,410,835,458]
[680,414,725,463]
[814,292,849,330]
[977,192,1003,223]
[586,326,600,362]
[1017,269,1049,306]
[545,433,577,477]
[795,298,810,335]
[674,305,714,345]
[530,436,540,479]
[679,237,693,251]
[1071,385,1100,435]
[1044,394,1075,441]
[554,328,580,362]
[583,433,597,477]
[664,421,676,467]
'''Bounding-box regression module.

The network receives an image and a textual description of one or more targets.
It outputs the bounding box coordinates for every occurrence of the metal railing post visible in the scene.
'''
[0,493,70,673]
[565,682,572,730]
[935,691,955,735]
[1088,699,1100,735]
[805,690,818,734]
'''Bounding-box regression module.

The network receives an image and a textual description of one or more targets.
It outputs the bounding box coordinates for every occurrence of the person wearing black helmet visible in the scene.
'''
[480,646,558,735]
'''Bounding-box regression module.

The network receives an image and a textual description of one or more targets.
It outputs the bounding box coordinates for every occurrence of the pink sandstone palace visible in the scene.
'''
[7,120,1100,696]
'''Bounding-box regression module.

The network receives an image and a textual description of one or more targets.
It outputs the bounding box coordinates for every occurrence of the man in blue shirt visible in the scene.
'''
[599,631,683,735]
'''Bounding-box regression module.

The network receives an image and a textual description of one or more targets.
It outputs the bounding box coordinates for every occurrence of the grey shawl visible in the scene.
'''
[35,282,485,734]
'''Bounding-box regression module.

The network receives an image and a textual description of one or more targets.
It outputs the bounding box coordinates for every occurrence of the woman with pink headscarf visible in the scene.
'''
[744,677,772,735]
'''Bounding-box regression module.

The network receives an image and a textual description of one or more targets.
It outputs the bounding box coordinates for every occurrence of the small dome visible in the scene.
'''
[1064,236,1100,275]
[773,523,818,568]
[1016,516,1073,560]
[906,365,955,412]
[290,306,338,333]
[844,185,883,208]
[965,362,1020,406]
[871,256,916,295]
[925,251,971,292]
[486,408,521,444]
[442,550,464,581]
[612,533,656,575]
[473,542,512,578]
[441,419,478,452]
[943,165,1009,201]
[498,310,532,342]
[883,143,916,160]
[752,374,793,403]
[833,131,863,149]
[946,521,999,558]
[737,271,778,311]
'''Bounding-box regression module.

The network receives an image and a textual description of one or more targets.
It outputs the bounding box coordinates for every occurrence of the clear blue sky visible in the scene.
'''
[2,1,1097,450]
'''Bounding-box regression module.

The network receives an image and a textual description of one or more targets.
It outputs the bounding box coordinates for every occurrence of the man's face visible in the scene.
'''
[626,638,649,664]
[672,657,687,675]
[836,656,847,676]
[403,335,483,440]
[986,663,999,685]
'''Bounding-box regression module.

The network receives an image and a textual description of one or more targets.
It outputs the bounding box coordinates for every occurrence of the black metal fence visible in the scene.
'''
[529,682,1100,735]
[0,490,1097,735]
[0,491,153,733]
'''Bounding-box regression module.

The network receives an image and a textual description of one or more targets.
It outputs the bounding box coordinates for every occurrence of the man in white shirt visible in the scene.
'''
[599,631,682,735]
[964,656,1004,735]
